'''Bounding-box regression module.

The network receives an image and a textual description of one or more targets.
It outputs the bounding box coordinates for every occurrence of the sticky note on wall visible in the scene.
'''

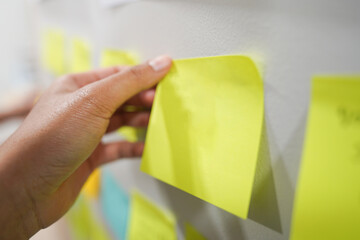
[66,194,112,240]
[100,49,141,143]
[100,49,138,67]
[185,223,206,240]
[128,192,176,240]
[290,76,360,240]
[42,29,66,75]
[70,38,92,73]
[141,55,264,219]
[101,171,130,240]
[82,169,101,199]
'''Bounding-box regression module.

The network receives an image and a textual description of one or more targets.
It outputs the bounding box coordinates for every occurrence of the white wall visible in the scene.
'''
[32,0,360,239]
[0,0,37,97]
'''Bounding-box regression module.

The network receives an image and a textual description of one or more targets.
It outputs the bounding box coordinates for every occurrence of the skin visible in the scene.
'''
[0,55,172,240]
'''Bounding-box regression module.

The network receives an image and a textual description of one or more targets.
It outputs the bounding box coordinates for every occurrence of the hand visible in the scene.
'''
[0,55,172,239]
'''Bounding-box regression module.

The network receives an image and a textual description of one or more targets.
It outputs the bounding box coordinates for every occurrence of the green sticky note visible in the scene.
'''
[290,76,360,240]
[185,223,206,240]
[127,191,176,240]
[70,38,92,73]
[42,29,66,75]
[141,55,264,219]
[66,194,111,240]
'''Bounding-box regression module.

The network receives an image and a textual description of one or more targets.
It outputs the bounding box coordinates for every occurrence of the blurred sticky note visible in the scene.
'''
[290,76,360,240]
[117,126,147,143]
[70,38,92,73]
[185,223,206,240]
[66,194,112,240]
[141,55,264,218]
[128,192,176,240]
[100,49,142,143]
[100,49,138,67]
[82,169,101,198]
[101,171,130,240]
[42,29,66,75]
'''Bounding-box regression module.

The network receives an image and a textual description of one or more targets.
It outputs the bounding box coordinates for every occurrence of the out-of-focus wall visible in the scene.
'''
[0,0,37,98]
[3,0,360,239]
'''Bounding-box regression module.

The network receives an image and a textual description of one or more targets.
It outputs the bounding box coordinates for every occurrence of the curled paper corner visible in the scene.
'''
[238,52,265,78]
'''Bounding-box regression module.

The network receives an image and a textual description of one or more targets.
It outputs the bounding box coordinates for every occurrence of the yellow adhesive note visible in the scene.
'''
[100,49,142,143]
[42,29,66,75]
[82,169,101,198]
[70,38,92,73]
[185,223,206,240]
[100,49,138,67]
[117,126,147,143]
[66,194,111,240]
[290,76,360,240]
[128,191,176,240]
[141,55,264,218]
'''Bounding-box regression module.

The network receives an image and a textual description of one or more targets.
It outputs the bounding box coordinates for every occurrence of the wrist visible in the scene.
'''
[0,139,42,239]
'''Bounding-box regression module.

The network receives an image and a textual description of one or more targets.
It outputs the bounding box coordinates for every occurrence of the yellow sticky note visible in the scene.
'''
[128,191,176,240]
[66,194,112,240]
[185,223,206,240]
[141,55,264,218]
[82,169,101,198]
[70,38,92,73]
[42,29,66,75]
[117,126,147,143]
[100,49,138,67]
[290,76,360,240]
[100,49,143,143]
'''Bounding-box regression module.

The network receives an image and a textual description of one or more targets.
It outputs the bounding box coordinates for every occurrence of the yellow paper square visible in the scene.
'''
[100,49,138,67]
[185,223,206,240]
[127,191,176,240]
[42,29,66,75]
[290,76,360,240]
[100,49,142,143]
[82,169,101,199]
[141,55,264,218]
[66,194,111,240]
[70,38,92,73]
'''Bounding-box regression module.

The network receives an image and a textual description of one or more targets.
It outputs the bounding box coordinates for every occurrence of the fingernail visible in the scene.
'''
[144,90,155,101]
[149,55,172,72]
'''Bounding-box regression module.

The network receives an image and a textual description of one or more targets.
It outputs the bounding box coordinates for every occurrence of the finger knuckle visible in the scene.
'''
[56,74,74,85]
[128,66,146,83]
[77,88,113,119]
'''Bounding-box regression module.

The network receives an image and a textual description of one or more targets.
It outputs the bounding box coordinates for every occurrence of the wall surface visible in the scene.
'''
[32,0,360,239]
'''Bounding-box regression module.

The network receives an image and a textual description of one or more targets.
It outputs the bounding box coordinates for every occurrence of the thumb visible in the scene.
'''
[88,55,172,112]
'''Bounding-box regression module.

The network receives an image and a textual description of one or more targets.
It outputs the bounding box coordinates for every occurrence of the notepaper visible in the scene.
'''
[82,169,101,199]
[66,194,111,240]
[100,49,142,143]
[290,76,360,240]
[127,192,176,240]
[101,171,130,240]
[141,55,264,218]
[185,223,206,240]
[100,49,138,67]
[70,38,92,73]
[42,29,66,75]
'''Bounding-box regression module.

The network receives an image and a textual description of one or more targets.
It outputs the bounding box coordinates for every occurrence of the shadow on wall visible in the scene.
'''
[156,119,285,239]
[248,121,282,233]
[270,111,308,238]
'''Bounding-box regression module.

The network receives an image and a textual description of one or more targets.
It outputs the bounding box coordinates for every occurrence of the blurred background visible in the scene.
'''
[0,0,359,240]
